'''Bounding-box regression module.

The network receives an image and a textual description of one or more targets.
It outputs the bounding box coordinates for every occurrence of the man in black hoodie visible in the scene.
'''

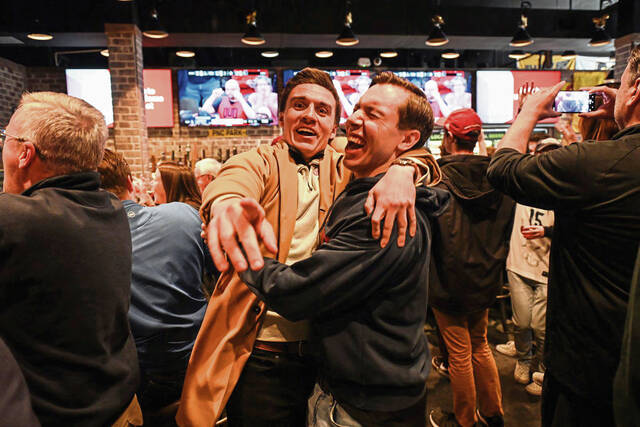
[429,109,514,427]
[240,72,448,427]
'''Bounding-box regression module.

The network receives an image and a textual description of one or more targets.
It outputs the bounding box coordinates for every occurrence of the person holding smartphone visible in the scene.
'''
[487,46,640,426]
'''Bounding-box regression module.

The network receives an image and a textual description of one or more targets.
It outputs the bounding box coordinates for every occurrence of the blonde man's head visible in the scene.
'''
[16,92,108,175]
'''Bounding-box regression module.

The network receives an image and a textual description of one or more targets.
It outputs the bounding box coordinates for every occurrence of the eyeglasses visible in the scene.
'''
[0,128,46,159]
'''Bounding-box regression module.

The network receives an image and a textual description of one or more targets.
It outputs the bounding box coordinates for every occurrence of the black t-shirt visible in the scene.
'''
[487,125,640,405]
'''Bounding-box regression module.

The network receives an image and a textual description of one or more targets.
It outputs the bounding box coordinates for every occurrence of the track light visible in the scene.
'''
[143,8,169,39]
[380,50,398,58]
[27,18,53,41]
[589,15,612,47]
[336,9,359,46]
[261,51,279,58]
[426,15,448,47]
[241,11,265,45]
[441,49,459,59]
[100,49,109,57]
[510,1,533,47]
[315,50,333,58]
[508,50,528,60]
[176,50,195,58]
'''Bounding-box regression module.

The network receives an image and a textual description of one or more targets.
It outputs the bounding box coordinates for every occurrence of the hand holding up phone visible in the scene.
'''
[578,86,617,120]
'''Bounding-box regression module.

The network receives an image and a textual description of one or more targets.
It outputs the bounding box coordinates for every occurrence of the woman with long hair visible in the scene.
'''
[152,162,202,210]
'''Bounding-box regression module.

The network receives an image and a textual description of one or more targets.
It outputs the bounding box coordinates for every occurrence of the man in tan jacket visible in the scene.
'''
[177,68,439,426]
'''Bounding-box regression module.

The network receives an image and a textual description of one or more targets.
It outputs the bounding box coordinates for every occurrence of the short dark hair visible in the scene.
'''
[279,67,341,126]
[98,148,130,198]
[370,71,434,149]
[449,132,480,152]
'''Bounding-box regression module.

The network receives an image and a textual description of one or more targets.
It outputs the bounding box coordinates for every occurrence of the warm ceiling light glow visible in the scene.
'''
[143,30,169,39]
[100,49,109,57]
[508,50,528,60]
[441,50,460,59]
[561,50,577,59]
[315,50,333,58]
[380,51,398,58]
[27,33,53,41]
[261,50,279,58]
[176,50,195,58]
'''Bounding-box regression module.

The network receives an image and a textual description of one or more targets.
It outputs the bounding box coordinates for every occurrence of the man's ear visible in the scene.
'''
[629,77,640,107]
[329,124,338,141]
[17,142,38,169]
[398,129,421,151]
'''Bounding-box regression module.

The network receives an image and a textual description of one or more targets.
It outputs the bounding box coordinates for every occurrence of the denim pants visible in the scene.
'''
[507,270,547,371]
[307,382,427,427]
[433,308,503,427]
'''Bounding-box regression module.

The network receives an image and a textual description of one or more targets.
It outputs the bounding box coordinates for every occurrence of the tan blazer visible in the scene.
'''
[176,142,440,426]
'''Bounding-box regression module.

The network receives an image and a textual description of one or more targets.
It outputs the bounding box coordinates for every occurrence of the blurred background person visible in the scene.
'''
[333,74,371,117]
[194,158,222,194]
[424,79,451,118]
[201,78,256,120]
[247,75,278,122]
[443,75,472,113]
[99,149,215,425]
[152,162,202,210]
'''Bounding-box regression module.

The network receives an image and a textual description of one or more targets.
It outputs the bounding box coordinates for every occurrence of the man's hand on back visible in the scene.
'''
[365,164,417,248]
[207,198,277,273]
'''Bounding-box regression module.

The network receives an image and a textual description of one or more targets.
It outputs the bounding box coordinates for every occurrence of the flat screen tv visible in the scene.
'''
[392,70,472,121]
[65,69,174,127]
[177,69,277,127]
[476,70,562,124]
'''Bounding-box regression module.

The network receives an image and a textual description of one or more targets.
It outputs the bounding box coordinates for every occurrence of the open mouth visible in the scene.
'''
[296,128,317,137]
[346,136,365,150]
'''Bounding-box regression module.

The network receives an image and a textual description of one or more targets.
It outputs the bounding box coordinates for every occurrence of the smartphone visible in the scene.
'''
[553,91,601,113]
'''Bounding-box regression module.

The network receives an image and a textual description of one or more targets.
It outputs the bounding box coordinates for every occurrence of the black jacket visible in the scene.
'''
[429,154,515,315]
[487,125,640,406]
[0,172,139,426]
[241,176,449,412]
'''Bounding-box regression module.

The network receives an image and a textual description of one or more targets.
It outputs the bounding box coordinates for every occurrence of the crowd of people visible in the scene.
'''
[0,46,639,427]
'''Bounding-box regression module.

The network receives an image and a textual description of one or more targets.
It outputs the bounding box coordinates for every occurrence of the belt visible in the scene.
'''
[254,340,308,357]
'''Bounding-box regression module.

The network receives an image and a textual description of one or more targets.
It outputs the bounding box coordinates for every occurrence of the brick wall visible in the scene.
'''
[0,57,26,127]
[615,33,640,79]
[25,68,67,93]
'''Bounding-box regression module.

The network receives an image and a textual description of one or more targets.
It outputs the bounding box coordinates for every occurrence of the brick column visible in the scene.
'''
[105,24,149,176]
[614,33,640,80]
[0,57,26,127]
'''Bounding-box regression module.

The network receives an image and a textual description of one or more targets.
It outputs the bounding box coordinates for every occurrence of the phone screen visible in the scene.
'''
[553,91,597,113]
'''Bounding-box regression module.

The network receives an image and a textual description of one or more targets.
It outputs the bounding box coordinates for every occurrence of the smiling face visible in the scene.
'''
[344,84,417,178]
[280,83,338,161]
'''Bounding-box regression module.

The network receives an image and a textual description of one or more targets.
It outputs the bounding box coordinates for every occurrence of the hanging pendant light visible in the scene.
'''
[589,15,612,47]
[510,1,533,47]
[426,15,448,47]
[241,10,265,45]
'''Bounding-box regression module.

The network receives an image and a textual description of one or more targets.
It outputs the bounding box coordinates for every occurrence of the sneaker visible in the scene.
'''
[514,360,531,384]
[429,408,461,427]
[495,340,517,357]
[532,371,544,386]
[432,356,450,379]
[525,381,542,396]
[476,409,505,427]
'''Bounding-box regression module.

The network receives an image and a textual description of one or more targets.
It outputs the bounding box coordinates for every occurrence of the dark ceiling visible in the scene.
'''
[0,0,627,69]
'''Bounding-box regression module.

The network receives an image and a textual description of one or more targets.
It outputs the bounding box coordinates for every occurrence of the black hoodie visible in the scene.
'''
[429,154,515,315]
[242,175,449,413]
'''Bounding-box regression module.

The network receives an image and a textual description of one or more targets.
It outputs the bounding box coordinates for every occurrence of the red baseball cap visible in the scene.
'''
[444,108,482,141]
